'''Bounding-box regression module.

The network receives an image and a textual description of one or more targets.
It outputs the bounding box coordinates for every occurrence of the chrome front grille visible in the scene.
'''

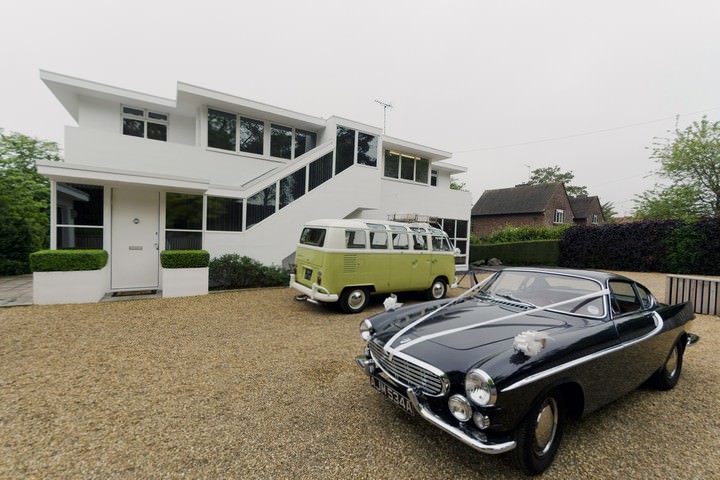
[368,340,445,396]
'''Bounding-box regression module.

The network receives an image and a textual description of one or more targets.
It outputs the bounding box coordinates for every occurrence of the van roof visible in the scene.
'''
[303,218,446,234]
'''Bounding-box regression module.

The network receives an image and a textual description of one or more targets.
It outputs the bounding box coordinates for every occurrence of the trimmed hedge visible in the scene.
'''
[160,250,210,269]
[29,249,108,272]
[470,240,560,266]
[209,254,288,289]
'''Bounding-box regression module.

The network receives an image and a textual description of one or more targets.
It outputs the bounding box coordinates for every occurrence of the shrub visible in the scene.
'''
[29,250,108,272]
[209,254,289,289]
[471,240,560,266]
[481,224,573,244]
[0,215,34,275]
[160,250,210,269]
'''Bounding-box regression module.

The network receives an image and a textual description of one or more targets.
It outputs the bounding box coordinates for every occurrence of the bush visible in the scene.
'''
[471,240,560,266]
[0,215,34,275]
[160,250,210,269]
[209,254,289,289]
[29,250,108,272]
[481,224,573,244]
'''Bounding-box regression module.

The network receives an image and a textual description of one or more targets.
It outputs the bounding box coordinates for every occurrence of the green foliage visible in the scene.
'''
[636,117,720,219]
[160,250,210,269]
[209,254,289,289]
[29,250,108,272]
[662,222,703,273]
[0,130,62,273]
[450,177,466,191]
[471,240,560,266]
[528,165,587,197]
[480,224,573,244]
[601,201,618,223]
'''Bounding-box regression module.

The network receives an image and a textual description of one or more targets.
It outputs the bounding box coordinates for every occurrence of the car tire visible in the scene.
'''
[425,278,448,301]
[511,392,565,476]
[650,341,684,390]
[339,287,369,314]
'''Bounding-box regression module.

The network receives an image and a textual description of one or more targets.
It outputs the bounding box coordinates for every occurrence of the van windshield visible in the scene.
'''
[300,228,326,247]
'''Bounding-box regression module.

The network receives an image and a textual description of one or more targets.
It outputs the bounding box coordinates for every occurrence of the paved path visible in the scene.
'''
[0,275,33,307]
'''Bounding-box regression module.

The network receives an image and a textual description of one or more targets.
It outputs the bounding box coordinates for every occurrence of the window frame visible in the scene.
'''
[554,209,565,224]
[122,105,168,141]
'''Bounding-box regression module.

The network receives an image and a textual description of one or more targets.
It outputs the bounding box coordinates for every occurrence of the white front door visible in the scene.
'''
[111,188,160,290]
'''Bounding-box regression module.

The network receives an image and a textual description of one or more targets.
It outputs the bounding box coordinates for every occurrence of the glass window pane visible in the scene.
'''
[123,106,144,117]
[123,118,144,137]
[384,151,400,178]
[335,126,355,174]
[208,109,236,151]
[345,230,366,248]
[294,129,317,157]
[370,231,388,249]
[240,117,264,154]
[400,155,415,180]
[165,231,202,250]
[456,219,468,238]
[147,122,167,141]
[280,168,306,209]
[246,184,276,228]
[415,157,429,183]
[207,196,243,232]
[300,228,326,247]
[357,133,377,166]
[148,112,167,121]
[271,124,292,159]
[308,153,333,191]
[166,193,203,230]
[392,233,409,250]
[57,227,103,249]
[56,183,104,226]
[443,219,456,238]
[431,170,438,186]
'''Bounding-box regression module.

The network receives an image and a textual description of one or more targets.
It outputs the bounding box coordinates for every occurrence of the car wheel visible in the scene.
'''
[650,341,684,390]
[340,287,369,314]
[512,393,565,475]
[425,278,447,300]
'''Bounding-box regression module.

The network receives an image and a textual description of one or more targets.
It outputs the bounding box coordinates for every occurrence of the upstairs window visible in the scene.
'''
[554,209,565,224]
[592,213,599,224]
[336,126,378,174]
[123,106,168,141]
[295,129,317,157]
[384,150,430,184]
[271,124,292,159]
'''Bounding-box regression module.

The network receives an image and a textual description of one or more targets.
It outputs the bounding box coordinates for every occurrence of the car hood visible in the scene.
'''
[371,296,572,372]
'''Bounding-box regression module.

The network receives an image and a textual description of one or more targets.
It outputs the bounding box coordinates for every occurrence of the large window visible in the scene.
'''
[440,217,469,265]
[123,106,168,141]
[56,183,104,249]
[295,129,317,157]
[207,109,236,151]
[271,124,292,159]
[280,168,306,209]
[166,193,203,249]
[384,150,430,184]
[357,132,378,166]
[207,196,243,232]
[336,126,378,174]
[246,185,276,228]
[240,117,264,154]
[308,153,333,191]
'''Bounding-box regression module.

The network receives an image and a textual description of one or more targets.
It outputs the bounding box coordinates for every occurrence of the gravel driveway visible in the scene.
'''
[1,273,718,479]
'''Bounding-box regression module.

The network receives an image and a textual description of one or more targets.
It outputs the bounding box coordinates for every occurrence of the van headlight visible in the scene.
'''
[465,369,497,406]
[359,319,374,342]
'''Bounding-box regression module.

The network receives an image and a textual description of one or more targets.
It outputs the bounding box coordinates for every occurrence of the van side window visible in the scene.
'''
[345,230,366,249]
[392,233,409,250]
[370,231,388,249]
[300,228,326,247]
[413,234,428,250]
[432,235,451,251]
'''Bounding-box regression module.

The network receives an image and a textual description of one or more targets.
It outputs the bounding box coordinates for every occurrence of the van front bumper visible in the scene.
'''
[289,274,339,303]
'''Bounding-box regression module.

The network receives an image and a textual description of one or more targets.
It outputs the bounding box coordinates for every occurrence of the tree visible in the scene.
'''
[601,201,618,223]
[635,117,720,219]
[450,177,466,191]
[527,165,588,197]
[0,130,62,274]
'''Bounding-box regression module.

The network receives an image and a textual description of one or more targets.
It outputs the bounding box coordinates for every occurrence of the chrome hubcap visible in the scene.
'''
[432,282,445,298]
[666,346,678,377]
[348,290,366,310]
[534,398,558,455]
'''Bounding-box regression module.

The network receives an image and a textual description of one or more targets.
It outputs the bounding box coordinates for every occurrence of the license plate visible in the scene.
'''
[304,268,312,281]
[371,375,415,416]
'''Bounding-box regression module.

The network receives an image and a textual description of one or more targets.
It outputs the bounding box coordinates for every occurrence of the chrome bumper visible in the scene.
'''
[289,274,339,303]
[356,355,516,456]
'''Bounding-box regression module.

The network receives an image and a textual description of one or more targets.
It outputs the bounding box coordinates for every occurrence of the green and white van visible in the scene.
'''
[289,219,458,313]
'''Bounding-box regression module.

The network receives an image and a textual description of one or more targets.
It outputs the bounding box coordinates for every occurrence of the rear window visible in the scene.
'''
[300,228,326,247]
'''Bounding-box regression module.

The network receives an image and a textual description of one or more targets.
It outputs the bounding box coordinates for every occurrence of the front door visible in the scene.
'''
[111,188,160,290]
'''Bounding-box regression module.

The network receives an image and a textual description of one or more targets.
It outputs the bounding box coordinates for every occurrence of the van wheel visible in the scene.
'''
[340,287,369,314]
[425,278,448,300]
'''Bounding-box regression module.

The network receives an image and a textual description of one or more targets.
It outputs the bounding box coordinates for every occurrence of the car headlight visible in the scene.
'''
[448,394,472,422]
[465,369,497,406]
[359,319,374,342]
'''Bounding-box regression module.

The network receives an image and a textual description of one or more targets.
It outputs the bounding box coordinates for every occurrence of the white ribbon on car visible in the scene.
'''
[384,288,610,357]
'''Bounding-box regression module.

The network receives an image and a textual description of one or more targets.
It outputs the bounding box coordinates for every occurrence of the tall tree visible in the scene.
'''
[527,165,588,197]
[601,201,618,223]
[0,130,62,274]
[635,117,720,219]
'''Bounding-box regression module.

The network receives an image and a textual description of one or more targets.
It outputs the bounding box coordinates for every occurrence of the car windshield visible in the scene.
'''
[479,270,606,317]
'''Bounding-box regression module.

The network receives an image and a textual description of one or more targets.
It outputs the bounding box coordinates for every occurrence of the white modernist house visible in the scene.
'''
[38,71,471,295]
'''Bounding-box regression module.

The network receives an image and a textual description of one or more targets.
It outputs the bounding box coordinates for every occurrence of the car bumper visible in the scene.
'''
[356,354,516,456]
[289,274,339,303]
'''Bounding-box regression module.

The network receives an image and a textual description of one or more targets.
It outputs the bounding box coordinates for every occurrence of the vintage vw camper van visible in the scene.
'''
[289,219,457,313]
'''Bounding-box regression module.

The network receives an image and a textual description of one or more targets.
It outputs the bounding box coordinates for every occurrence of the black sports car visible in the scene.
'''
[356,268,697,475]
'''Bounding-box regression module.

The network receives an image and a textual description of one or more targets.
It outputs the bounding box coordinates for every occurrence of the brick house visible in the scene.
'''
[569,195,605,225]
[471,183,575,238]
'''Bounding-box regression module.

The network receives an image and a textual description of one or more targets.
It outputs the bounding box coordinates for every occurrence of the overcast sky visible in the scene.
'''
[3,0,720,215]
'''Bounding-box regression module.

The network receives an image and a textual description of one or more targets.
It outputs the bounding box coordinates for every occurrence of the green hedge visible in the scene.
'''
[209,254,288,289]
[29,249,108,272]
[470,240,560,266]
[160,250,210,269]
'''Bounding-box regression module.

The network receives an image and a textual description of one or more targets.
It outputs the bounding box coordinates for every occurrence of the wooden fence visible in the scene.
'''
[666,274,720,316]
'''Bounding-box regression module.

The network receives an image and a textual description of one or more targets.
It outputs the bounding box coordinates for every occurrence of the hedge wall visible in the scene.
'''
[160,250,210,269]
[470,240,560,266]
[29,249,109,272]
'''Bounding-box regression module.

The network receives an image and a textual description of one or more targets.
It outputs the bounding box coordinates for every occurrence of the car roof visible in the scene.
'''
[499,267,633,284]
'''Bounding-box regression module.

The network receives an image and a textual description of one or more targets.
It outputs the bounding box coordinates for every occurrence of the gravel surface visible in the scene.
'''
[1,272,718,479]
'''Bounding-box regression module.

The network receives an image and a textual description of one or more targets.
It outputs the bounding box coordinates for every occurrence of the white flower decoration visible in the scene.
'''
[513,330,551,357]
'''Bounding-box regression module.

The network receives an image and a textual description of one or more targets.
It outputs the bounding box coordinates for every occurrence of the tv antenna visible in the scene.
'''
[374,99,393,134]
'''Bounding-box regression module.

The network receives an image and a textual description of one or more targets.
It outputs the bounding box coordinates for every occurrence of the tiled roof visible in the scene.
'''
[471,183,564,216]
